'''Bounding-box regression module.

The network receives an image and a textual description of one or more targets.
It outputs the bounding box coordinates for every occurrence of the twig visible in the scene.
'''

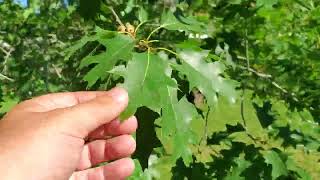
[203,106,210,144]
[108,7,124,27]
[0,42,14,78]
[89,44,101,56]
[0,73,14,82]
[238,65,272,78]
[240,32,299,103]
[0,46,12,57]
[240,89,258,142]
[240,90,247,128]
[52,64,62,78]
[245,29,250,69]
[238,65,299,102]
[271,81,299,102]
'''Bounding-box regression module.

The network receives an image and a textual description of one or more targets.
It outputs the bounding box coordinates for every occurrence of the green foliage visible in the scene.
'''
[67,0,320,179]
[1,0,320,179]
[80,30,135,87]
[0,95,19,114]
[0,0,92,108]
[263,150,288,179]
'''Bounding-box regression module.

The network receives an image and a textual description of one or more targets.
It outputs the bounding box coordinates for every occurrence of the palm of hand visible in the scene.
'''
[0,88,137,180]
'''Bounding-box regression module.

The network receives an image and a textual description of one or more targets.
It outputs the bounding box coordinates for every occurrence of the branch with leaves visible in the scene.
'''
[0,41,14,81]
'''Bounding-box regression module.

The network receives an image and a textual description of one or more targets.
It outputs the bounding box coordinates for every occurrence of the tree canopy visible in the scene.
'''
[1,0,319,179]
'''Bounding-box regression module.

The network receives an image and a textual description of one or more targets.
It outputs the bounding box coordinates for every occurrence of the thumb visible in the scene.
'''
[48,87,129,138]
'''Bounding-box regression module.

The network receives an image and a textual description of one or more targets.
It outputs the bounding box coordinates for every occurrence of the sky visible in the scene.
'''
[0,0,28,6]
[10,0,69,7]
[15,0,28,7]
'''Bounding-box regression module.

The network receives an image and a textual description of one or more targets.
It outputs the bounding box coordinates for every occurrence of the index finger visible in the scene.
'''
[48,87,129,138]
[17,91,109,112]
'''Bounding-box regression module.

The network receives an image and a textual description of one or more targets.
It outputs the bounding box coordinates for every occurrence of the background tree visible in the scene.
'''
[1,0,319,179]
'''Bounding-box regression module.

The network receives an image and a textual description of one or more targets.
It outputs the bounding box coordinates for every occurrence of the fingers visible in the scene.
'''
[17,91,109,113]
[77,135,136,170]
[70,158,135,180]
[49,88,129,138]
[87,116,138,141]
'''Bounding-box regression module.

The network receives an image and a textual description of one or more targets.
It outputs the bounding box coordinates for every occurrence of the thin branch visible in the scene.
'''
[240,92,247,128]
[238,65,299,102]
[240,30,298,103]
[105,74,112,90]
[238,65,272,78]
[89,44,101,56]
[271,81,299,102]
[203,106,210,144]
[197,109,209,146]
[108,7,124,27]
[240,89,258,142]
[0,46,11,57]
[0,73,14,82]
[52,64,62,78]
[245,29,250,69]
[0,42,14,77]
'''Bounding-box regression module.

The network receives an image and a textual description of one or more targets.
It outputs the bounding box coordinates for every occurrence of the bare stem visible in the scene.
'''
[0,42,14,78]
[245,29,250,69]
[238,65,299,102]
[108,7,124,27]
[0,73,14,82]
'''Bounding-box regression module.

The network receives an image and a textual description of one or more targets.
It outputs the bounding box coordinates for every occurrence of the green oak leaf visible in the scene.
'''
[207,97,241,134]
[128,160,145,180]
[156,90,200,166]
[175,50,239,105]
[80,33,135,87]
[228,132,255,145]
[263,150,288,180]
[138,7,148,23]
[226,155,252,180]
[286,147,320,179]
[64,27,114,61]
[171,97,199,165]
[241,92,266,139]
[64,35,98,61]
[229,0,242,4]
[110,52,177,119]
[256,0,279,8]
[191,141,232,163]
[271,101,320,140]
[286,158,312,180]
[207,91,266,139]
[160,11,206,33]
[143,155,175,180]
[0,96,19,114]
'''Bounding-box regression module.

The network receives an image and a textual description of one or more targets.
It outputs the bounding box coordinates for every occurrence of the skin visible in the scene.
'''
[0,87,137,180]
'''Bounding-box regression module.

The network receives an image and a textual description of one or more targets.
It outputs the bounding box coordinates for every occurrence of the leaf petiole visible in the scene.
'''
[146,24,171,41]
[154,47,178,57]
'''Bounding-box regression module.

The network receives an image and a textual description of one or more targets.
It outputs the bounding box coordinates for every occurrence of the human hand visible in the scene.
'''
[0,88,137,180]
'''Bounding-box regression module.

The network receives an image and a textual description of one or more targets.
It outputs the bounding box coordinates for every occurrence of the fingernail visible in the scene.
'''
[108,87,128,103]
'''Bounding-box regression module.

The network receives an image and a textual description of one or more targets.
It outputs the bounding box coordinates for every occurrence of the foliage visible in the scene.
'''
[0,0,92,112]
[1,0,320,179]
